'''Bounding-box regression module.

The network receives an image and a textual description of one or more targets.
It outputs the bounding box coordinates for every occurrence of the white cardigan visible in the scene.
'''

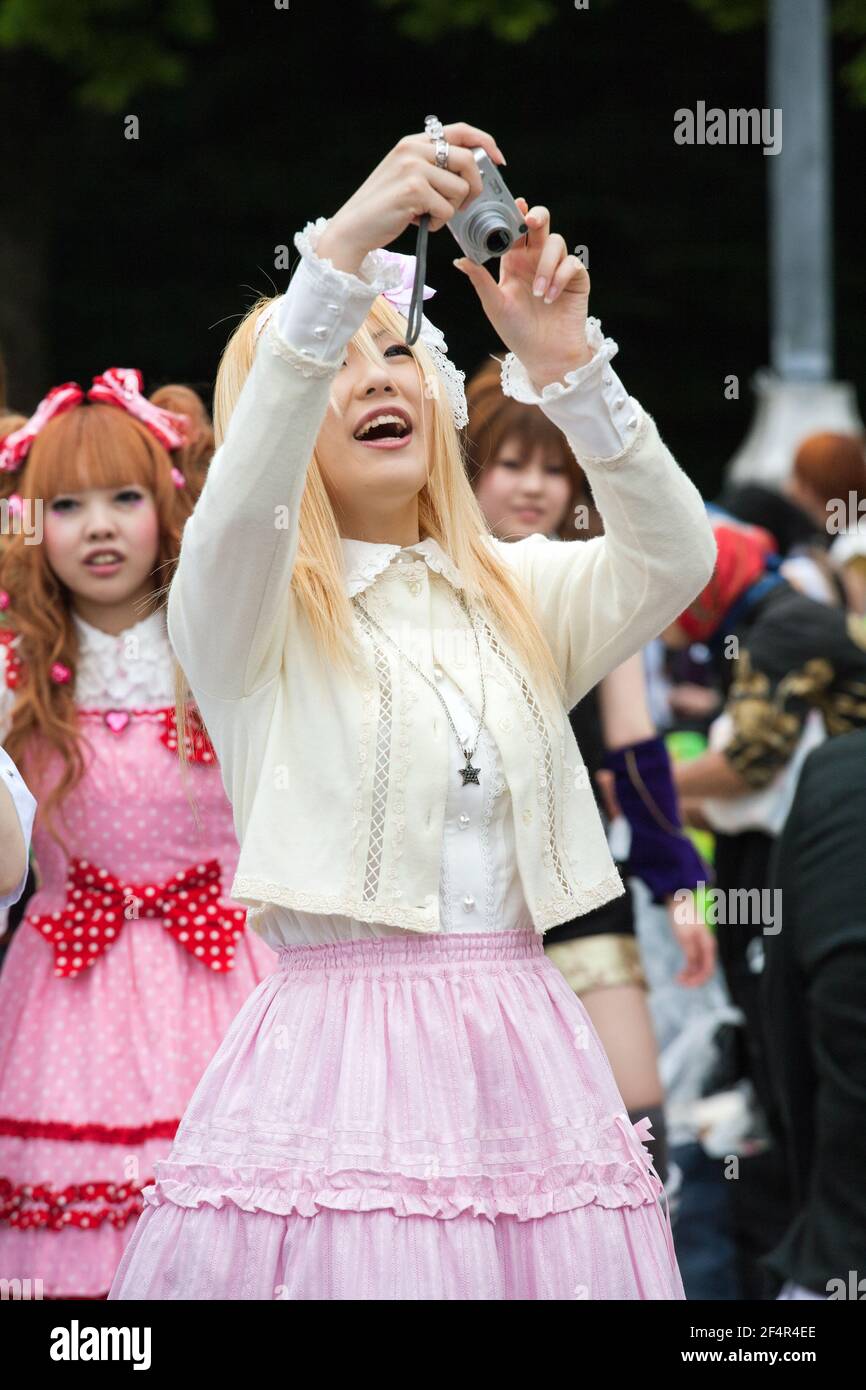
[252,535,537,949]
[167,233,717,938]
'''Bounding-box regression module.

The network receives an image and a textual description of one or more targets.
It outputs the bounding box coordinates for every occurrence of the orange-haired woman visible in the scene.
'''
[0,373,275,1298]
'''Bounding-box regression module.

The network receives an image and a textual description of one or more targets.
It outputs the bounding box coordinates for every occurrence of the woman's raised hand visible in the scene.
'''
[316,123,506,273]
[454,197,593,389]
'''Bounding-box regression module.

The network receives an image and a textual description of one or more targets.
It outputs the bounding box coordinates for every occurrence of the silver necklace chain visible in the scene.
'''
[351,587,486,786]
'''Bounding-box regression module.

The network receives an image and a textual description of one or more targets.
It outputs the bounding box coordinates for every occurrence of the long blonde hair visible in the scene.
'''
[175,290,566,762]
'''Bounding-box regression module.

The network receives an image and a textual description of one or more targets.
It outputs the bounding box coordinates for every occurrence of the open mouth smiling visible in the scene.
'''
[352,407,414,450]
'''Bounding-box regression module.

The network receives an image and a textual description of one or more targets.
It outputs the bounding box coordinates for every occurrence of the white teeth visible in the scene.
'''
[87,553,121,565]
[354,413,410,440]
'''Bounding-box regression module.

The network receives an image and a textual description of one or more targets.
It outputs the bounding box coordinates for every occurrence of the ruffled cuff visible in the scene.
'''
[266,218,406,374]
[499,317,643,461]
[293,217,405,303]
[500,316,618,403]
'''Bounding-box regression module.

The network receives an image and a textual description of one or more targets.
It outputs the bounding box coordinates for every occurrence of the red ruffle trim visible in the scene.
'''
[0,1176,148,1231]
[0,1116,179,1144]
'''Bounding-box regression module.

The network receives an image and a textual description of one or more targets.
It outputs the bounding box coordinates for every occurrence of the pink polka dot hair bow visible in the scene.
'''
[89,369,188,454]
[0,368,189,474]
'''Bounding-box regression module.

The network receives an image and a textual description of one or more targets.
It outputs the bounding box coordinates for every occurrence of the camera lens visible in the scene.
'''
[485,229,510,254]
[467,209,513,260]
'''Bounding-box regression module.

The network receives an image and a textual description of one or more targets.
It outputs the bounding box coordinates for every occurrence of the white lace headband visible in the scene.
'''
[255,218,469,430]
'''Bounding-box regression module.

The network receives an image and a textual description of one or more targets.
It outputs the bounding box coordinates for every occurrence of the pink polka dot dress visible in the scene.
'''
[0,611,276,1297]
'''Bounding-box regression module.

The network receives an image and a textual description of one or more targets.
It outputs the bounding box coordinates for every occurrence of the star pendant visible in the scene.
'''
[460,757,481,786]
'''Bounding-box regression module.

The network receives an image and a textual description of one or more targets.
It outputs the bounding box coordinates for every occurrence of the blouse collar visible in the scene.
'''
[340,535,466,599]
[72,607,167,652]
[71,607,176,708]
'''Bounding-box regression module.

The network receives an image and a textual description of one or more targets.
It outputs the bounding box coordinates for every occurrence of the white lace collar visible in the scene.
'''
[72,608,177,708]
[340,535,466,599]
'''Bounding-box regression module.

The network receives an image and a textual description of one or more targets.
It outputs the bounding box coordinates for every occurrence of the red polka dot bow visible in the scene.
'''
[29,857,246,979]
[157,706,216,764]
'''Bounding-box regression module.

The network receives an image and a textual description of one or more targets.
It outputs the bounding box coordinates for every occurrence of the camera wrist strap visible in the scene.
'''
[405,213,430,346]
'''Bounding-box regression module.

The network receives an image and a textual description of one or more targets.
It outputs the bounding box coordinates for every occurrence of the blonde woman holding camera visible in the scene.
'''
[110,120,716,1301]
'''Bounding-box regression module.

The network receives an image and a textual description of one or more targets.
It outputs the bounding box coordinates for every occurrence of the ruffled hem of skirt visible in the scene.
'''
[141,1154,662,1224]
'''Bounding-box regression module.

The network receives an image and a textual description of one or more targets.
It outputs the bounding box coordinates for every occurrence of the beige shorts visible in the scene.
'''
[544,933,647,996]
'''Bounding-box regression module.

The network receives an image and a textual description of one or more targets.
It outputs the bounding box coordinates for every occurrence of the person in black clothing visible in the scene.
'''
[665,517,866,1095]
[662,514,866,1295]
[762,729,866,1299]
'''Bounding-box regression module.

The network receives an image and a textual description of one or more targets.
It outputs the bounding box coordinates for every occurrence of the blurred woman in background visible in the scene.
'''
[465,358,716,1188]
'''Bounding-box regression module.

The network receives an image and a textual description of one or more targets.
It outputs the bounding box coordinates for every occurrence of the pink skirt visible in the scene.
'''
[0,916,275,1298]
[108,929,684,1300]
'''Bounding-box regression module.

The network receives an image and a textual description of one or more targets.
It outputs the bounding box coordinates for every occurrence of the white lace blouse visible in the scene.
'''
[253,537,536,949]
[0,612,177,732]
[70,609,178,708]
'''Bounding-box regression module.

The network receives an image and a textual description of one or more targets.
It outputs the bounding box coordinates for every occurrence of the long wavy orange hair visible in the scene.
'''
[0,385,213,853]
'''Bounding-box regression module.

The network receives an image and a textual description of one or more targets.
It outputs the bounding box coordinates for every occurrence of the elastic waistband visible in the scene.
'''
[276,928,544,975]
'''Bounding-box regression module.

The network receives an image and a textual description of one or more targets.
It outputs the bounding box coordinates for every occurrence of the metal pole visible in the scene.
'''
[768,0,833,382]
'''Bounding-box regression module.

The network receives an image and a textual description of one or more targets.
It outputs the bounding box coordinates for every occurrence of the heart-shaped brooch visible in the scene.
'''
[104,710,130,735]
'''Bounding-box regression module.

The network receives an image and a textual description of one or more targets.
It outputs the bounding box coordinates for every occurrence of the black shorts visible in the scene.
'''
[543,867,635,944]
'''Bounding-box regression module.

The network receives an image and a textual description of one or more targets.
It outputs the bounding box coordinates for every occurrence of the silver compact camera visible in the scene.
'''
[448,148,528,263]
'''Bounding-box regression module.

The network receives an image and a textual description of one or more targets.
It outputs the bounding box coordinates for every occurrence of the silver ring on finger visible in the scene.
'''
[424,114,445,140]
[434,138,450,170]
